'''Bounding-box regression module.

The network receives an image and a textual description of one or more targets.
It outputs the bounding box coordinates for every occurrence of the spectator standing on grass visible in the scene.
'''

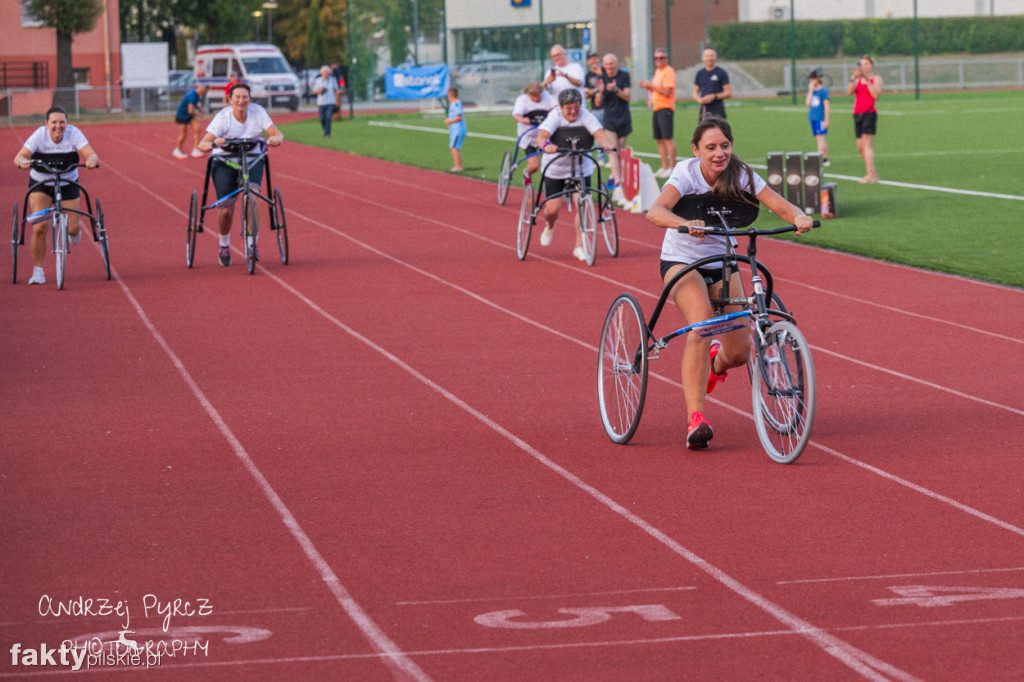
[593,53,630,200]
[805,69,830,166]
[173,84,209,159]
[693,48,730,121]
[583,51,607,165]
[542,45,585,101]
[331,62,345,120]
[312,65,339,139]
[639,48,677,178]
[445,86,467,173]
[847,55,882,183]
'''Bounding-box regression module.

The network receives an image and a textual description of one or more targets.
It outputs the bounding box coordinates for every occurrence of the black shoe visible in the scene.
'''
[219,246,231,266]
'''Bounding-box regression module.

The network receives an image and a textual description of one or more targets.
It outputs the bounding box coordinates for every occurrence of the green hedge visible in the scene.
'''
[710,16,1024,60]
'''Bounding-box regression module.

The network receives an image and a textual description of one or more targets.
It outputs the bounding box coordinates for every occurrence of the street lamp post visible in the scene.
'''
[252,10,262,42]
[262,2,278,43]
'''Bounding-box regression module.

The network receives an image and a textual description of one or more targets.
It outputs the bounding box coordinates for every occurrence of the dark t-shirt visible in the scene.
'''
[584,70,603,110]
[599,70,631,127]
[695,66,729,118]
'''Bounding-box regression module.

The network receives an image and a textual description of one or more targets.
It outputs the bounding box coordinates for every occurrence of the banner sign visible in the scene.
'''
[384,65,449,100]
[511,0,531,6]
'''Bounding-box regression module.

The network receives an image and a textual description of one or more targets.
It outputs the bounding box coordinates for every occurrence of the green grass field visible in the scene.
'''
[279,90,1024,288]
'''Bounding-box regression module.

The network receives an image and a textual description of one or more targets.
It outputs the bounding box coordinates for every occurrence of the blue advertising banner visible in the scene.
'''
[384,64,450,100]
[511,0,531,5]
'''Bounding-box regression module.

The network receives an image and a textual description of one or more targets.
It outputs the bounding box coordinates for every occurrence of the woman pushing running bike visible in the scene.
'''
[197,82,283,266]
[645,117,814,450]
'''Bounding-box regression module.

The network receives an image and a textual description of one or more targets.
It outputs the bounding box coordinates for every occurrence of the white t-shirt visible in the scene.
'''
[206,104,275,156]
[512,91,557,148]
[313,75,337,107]
[660,157,766,264]
[537,108,603,180]
[547,61,586,101]
[23,124,90,184]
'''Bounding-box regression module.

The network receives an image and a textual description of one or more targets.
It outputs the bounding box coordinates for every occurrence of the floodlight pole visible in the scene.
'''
[789,0,796,104]
[913,0,920,100]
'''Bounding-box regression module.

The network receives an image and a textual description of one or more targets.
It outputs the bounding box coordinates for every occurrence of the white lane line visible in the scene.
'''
[394,586,698,607]
[778,566,1024,585]
[98,162,433,682]
[367,120,1024,201]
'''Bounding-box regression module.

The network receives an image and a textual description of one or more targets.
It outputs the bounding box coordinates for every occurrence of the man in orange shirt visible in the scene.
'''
[639,48,676,178]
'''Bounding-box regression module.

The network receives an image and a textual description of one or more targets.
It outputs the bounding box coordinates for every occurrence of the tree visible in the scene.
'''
[305,0,327,66]
[25,0,103,109]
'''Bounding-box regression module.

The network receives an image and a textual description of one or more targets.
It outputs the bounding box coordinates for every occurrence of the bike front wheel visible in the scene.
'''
[751,320,816,464]
[273,188,289,264]
[242,193,258,275]
[95,198,110,280]
[186,190,198,268]
[600,198,618,257]
[578,193,597,266]
[598,293,649,444]
[517,186,534,261]
[54,213,68,290]
[11,202,19,284]
[497,150,511,205]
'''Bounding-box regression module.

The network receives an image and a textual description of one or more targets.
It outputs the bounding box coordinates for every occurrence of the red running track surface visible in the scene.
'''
[2,121,1023,681]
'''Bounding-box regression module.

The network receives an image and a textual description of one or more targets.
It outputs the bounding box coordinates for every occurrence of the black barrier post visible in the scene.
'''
[766,152,784,197]
[803,152,822,214]
[785,152,803,209]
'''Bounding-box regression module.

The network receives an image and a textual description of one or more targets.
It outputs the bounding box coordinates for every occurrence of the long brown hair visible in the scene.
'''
[691,116,757,205]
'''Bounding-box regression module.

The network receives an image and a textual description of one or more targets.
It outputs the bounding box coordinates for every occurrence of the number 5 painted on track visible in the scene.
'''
[474,605,681,629]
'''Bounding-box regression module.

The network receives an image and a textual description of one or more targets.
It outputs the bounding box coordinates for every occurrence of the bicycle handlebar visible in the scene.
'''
[28,160,94,174]
[218,138,267,152]
[677,220,821,237]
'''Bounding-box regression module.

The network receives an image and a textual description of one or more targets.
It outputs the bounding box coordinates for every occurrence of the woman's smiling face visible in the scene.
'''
[693,125,732,182]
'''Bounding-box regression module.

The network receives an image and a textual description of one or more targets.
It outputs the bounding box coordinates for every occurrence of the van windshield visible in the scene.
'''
[241,56,292,75]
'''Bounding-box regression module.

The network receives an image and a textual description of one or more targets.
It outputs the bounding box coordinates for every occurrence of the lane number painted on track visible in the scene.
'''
[475,605,682,629]
[873,585,1024,607]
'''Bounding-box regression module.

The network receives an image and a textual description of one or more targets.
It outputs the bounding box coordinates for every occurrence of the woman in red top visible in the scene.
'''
[846,55,883,183]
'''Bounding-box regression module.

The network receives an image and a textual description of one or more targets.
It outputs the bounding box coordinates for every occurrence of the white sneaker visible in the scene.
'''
[572,246,586,261]
[540,225,554,246]
[172,148,187,159]
[28,267,45,285]
[653,168,666,178]
[190,148,204,158]
[70,229,82,245]
[612,186,626,205]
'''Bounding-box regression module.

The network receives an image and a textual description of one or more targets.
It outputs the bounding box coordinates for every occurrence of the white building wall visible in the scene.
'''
[446,0,596,31]
[740,0,1024,22]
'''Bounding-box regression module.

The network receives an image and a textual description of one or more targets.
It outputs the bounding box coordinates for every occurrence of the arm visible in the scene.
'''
[79,143,99,169]
[535,129,552,152]
[805,85,814,107]
[14,145,32,169]
[846,68,862,95]
[718,84,732,101]
[822,98,830,129]
[692,83,703,104]
[264,124,283,147]
[647,184,710,238]
[867,75,883,99]
[755,185,814,234]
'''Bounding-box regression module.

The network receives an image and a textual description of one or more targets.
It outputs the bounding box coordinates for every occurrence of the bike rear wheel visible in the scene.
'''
[11,202,19,284]
[242,193,258,275]
[578,193,597,266]
[598,293,649,444]
[517,185,534,260]
[273,188,289,264]
[600,198,619,257]
[54,213,68,290]
[751,320,816,464]
[186,190,198,268]
[498,150,512,205]
[95,198,110,280]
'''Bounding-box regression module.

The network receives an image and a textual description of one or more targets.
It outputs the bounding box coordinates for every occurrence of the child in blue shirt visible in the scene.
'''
[805,69,830,166]
[445,86,467,172]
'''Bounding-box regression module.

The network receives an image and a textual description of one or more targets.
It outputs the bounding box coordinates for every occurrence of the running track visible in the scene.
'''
[2,121,1023,680]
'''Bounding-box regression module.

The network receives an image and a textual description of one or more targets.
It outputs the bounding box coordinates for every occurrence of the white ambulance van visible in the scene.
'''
[194,43,300,111]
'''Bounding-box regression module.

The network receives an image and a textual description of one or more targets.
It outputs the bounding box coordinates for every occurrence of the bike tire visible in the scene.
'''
[601,198,619,257]
[242,193,258,275]
[187,190,198,268]
[54,212,68,290]
[598,293,649,444]
[11,202,19,284]
[751,320,816,464]
[578,193,597,266]
[273,188,289,264]
[498,150,511,205]
[517,185,534,261]
[95,198,110,280]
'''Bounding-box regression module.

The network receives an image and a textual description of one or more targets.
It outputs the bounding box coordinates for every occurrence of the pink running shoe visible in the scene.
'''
[707,340,727,394]
[686,411,714,450]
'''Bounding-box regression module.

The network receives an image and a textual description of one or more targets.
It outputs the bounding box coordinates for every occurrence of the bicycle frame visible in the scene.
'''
[20,163,96,242]
[533,144,611,214]
[199,140,274,222]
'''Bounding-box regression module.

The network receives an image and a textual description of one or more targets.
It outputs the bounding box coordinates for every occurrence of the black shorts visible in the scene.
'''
[544,175,591,201]
[652,109,674,140]
[29,178,80,201]
[603,117,632,139]
[175,115,194,125]
[854,111,878,137]
[211,157,265,200]
[660,259,738,285]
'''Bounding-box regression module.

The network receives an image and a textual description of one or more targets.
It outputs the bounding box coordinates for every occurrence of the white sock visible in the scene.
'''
[219,234,230,247]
